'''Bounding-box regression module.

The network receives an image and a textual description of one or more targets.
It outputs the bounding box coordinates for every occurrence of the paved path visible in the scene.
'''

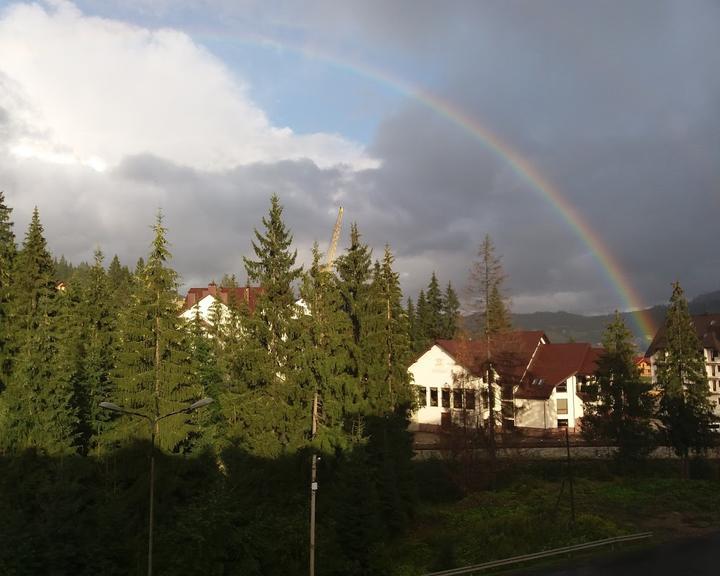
[514,531,720,575]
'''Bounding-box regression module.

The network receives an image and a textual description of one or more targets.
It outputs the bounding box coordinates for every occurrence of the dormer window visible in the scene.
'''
[557,380,567,393]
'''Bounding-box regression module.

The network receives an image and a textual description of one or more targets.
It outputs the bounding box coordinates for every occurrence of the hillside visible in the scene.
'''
[463,290,720,350]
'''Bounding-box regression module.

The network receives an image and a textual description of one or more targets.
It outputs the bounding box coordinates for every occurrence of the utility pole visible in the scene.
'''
[309,391,319,576]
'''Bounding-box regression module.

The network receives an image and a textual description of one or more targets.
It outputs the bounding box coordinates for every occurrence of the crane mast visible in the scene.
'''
[324,206,343,272]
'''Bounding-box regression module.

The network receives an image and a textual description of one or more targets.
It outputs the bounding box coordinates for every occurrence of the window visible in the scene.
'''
[557,419,568,428]
[557,398,568,415]
[442,389,450,408]
[430,388,438,407]
[453,390,463,409]
[557,380,567,393]
[416,386,427,407]
[465,390,476,410]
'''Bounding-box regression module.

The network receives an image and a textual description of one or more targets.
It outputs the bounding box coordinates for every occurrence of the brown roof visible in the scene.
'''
[516,343,601,400]
[183,283,264,313]
[645,313,720,357]
[436,331,547,384]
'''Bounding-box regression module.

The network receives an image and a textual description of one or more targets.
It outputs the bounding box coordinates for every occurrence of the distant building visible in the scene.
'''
[646,313,720,417]
[634,356,652,380]
[408,332,600,431]
[180,282,263,325]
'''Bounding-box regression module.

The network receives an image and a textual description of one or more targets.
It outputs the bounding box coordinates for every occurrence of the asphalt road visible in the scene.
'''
[514,531,720,576]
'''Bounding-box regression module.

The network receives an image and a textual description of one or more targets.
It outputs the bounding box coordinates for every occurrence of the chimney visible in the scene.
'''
[208,281,217,297]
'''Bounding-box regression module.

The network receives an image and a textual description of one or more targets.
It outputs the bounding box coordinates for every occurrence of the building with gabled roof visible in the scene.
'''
[515,343,601,429]
[646,313,720,417]
[179,282,264,326]
[408,331,602,431]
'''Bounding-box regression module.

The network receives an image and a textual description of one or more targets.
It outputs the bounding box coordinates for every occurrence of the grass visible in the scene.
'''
[389,458,720,575]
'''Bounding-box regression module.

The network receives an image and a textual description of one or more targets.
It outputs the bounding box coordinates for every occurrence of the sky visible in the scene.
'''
[1,0,718,317]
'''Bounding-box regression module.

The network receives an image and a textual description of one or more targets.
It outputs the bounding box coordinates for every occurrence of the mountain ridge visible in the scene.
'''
[463,289,720,351]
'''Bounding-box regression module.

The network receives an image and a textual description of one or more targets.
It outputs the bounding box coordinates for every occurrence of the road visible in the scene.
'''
[514,531,720,576]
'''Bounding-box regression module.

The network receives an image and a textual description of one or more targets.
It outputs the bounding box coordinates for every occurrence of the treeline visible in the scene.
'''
[0,192,416,575]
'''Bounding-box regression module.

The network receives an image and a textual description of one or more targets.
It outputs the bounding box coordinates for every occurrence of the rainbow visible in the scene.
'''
[196,30,657,340]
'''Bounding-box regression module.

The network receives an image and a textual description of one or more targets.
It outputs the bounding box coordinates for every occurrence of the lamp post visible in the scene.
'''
[99,398,213,576]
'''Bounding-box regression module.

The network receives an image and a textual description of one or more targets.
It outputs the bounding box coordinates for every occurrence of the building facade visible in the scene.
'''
[646,313,720,417]
[408,332,600,431]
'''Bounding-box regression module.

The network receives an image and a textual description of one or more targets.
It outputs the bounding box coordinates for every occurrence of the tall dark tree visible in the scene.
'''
[425,272,444,340]
[656,282,714,477]
[0,192,17,392]
[406,297,416,352]
[112,213,200,451]
[414,289,430,353]
[365,246,412,414]
[441,281,460,339]
[0,208,78,454]
[468,234,511,478]
[582,312,655,461]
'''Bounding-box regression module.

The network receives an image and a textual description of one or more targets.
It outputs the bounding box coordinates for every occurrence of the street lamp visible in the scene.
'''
[99,398,214,576]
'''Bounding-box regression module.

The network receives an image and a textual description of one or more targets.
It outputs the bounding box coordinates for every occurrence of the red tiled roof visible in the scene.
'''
[646,313,720,356]
[436,331,547,383]
[183,283,264,313]
[516,343,601,399]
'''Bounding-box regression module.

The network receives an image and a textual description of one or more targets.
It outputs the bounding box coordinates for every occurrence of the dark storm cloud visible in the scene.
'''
[3,0,718,314]
[346,0,720,311]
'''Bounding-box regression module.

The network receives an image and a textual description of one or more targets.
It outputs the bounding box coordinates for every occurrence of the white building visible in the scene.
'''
[514,343,601,430]
[180,282,263,326]
[408,332,601,431]
[646,313,720,418]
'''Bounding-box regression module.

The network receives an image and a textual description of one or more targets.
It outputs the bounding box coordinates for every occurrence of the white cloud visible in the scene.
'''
[0,0,377,171]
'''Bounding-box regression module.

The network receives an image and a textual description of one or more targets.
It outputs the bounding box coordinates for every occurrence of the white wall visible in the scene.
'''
[513,376,585,429]
[179,294,229,325]
[408,345,500,429]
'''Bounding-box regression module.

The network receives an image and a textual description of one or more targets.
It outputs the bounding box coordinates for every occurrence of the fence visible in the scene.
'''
[421,532,653,576]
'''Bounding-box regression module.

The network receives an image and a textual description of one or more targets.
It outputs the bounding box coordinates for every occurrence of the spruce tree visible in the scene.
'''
[425,272,444,340]
[414,289,430,353]
[406,297,416,352]
[186,307,224,452]
[112,213,199,451]
[0,208,78,454]
[0,192,17,392]
[365,246,412,414]
[582,312,655,461]
[107,254,132,312]
[228,194,305,456]
[73,250,117,454]
[656,282,714,476]
[441,281,460,339]
[335,223,374,424]
[298,244,356,450]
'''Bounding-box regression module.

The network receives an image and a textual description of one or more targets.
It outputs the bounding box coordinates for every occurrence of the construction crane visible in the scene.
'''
[324,206,343,272]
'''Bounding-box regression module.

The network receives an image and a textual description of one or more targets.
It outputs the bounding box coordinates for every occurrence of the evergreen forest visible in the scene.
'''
[1,191,717,575]
[0,192,425,576]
